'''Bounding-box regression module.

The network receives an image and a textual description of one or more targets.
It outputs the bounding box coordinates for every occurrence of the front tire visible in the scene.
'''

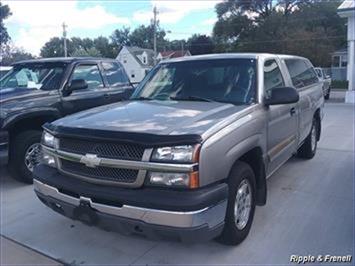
[297,118,318,159]
[9,130,42,184]
[217,161,256,245]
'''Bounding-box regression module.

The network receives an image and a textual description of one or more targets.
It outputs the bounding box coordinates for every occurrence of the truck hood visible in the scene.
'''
[53,100,249,138]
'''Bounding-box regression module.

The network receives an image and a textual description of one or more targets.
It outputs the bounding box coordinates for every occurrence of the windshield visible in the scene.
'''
[0,64,66,90]
[132,59,257,105]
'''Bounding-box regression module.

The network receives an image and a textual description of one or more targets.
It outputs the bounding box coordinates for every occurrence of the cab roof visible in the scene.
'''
[13,57,116,65]
[162,53,309,63]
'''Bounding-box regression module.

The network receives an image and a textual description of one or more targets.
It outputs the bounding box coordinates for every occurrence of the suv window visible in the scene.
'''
[102,62,129,86]
[71,64,104,90]
[264,60,285,95]
[285,59,318,89]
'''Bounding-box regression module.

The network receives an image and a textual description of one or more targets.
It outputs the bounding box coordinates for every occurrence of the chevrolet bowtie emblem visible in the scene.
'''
[80,154,101,168]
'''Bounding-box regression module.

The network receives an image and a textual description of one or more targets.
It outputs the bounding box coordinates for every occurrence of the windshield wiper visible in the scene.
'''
[170,96,215,102]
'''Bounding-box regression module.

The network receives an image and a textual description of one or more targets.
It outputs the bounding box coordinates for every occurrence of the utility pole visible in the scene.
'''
[62,22,68,57]
[152,6,158,65]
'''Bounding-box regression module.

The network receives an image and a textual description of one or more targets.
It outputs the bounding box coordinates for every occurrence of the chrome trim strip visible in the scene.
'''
[43,146,197,172]
[34,180,226,228]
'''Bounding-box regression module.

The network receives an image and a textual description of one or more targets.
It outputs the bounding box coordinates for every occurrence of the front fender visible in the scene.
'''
[3,108,62,130]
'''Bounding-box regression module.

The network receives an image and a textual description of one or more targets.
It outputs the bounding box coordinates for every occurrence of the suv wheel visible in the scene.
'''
[217,161,256,245]
[297,118,318,159]
[9,130,42,184]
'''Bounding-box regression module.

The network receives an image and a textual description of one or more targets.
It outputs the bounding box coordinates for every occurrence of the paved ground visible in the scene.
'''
[0,236,61,265]
[0,102,354,265]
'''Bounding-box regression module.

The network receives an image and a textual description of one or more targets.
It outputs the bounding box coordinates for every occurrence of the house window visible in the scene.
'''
[341,55,347,67]
[143,56,147,64]
[130,70,135,78]
[332,56,340,67]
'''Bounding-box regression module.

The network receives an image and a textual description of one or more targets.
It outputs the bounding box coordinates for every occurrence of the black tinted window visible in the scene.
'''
[264,60,285,94]
[71,65,103,90]
[285,59,318,89]
[102,62,129,86]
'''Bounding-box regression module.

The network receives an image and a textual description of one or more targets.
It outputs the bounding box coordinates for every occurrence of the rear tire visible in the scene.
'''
[297,118,318,159]
[324,89,330,100]
[9,130,42,184]
[217,161,256,246]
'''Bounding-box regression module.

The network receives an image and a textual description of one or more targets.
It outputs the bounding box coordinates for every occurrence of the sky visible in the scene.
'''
[3,0,222,56]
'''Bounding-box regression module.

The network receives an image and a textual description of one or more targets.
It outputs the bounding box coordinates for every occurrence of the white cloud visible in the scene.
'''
[133,0,221,24]
[201,17,217,26]
[4,0,130,55]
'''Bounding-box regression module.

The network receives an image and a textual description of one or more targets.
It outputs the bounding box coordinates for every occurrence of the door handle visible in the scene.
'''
[103,93,110,99]
[290,107,296,116]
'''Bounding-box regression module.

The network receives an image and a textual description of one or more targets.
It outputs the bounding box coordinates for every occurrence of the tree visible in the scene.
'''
[130,25,167,51]
[213,0,346,66]
[187,34,215,55]
[111,27,131,51]
[0,2,12,46]
[94,36,117,58]
[40,37,74,57]
[72,47,102,57]
[1,44,34,65]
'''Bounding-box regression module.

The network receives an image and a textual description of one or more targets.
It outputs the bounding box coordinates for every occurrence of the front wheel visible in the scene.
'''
[9,130,42,184]
[217,161,256,245]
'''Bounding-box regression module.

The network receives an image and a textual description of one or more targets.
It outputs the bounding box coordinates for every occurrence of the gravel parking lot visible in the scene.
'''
[1,102,354,265]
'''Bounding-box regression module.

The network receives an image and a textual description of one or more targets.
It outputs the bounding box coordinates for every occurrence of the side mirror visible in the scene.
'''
[325,75,331,79]
[264,87,299,106]
[63,79,88,96]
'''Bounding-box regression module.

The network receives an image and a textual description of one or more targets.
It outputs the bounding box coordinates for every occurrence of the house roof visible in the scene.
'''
[159,50,190,59]
[123,46,155,68]
[332,48,348,55]
[338,0,355,11]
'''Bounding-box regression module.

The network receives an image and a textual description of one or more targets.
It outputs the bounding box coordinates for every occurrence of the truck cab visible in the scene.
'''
[0,57,134,183]
[33,54,324,245]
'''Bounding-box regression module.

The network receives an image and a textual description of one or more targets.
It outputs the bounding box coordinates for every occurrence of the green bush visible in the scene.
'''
[331,80,348,89]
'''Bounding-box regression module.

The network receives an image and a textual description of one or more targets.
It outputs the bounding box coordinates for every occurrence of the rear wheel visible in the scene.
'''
[324,88,330,100]
[297,118,318,159]
[217,161,256,245]
[9,130,42,184]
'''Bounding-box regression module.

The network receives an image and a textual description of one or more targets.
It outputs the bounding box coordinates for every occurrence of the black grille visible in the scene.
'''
[60,159,138,183]
[59,138,145,161]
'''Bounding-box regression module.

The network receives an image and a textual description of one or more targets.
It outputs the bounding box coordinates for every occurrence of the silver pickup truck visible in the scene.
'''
[33,54,324,245]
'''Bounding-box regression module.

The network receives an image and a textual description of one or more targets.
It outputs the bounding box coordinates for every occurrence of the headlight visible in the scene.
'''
[41,131,58,148]
[151,145,198,163]
[148,171,199,188]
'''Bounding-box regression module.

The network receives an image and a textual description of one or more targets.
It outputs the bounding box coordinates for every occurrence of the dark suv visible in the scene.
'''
[0,57,134,183]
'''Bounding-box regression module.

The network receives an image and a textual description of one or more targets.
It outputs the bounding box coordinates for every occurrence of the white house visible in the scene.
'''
[338,0,355,103]
[116,46,155,83]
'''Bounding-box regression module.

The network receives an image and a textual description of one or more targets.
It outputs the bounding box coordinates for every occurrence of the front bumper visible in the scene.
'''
[0,130,9,165]
[33,165,228,242]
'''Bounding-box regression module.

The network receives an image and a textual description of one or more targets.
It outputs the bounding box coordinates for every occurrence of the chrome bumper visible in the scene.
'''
[34,179,227,229]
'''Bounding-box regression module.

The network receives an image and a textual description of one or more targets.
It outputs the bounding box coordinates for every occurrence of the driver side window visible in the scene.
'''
[71,64,104,90]
[264,60,285,98]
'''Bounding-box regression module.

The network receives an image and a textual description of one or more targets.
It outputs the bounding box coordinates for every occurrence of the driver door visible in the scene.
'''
[265,59,298,176]
[61,63,111,115]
